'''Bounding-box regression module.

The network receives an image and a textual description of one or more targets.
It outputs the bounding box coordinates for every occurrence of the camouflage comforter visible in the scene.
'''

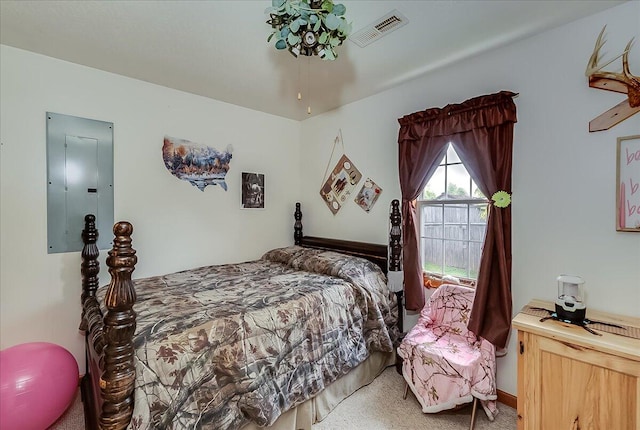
[99,246,396,430]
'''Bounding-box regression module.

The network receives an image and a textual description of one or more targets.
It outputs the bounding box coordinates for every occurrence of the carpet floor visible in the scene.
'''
[50,367,517,429]
[314,367,517,430]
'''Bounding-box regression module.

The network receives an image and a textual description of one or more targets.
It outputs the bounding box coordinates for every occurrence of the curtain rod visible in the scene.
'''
[446,92,519,116]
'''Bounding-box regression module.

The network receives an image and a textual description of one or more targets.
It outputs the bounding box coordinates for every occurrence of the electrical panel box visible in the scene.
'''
[46,112,114,253]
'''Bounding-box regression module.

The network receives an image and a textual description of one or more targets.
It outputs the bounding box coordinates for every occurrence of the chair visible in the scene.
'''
[397,284,498,429]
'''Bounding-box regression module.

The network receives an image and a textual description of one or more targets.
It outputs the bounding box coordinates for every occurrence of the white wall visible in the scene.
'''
[300,2,640,396]
[0,46,301,371]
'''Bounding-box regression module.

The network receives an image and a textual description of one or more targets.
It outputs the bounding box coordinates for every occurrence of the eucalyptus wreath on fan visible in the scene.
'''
[265,0,352,60]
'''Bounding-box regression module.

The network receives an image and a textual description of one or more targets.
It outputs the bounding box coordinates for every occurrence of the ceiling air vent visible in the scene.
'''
[349,10,409,48]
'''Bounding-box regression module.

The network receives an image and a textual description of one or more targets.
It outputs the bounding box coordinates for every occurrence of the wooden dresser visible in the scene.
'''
[512,299,640,430]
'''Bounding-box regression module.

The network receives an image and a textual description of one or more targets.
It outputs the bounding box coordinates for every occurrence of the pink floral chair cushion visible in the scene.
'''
[397,284,498,420]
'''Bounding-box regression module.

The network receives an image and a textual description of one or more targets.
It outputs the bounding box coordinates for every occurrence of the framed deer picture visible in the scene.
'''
[241,172,265,209]
[616,135,640,232]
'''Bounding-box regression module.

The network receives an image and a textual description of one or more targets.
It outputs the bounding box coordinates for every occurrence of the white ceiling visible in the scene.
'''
[0,1,625,121]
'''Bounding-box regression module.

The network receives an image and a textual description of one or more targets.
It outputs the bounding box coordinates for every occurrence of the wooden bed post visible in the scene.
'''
[101,221,137,430]
[389,200,402,271]
[294,202,303,245]
[80,214,100,331]
[389,199,404,333]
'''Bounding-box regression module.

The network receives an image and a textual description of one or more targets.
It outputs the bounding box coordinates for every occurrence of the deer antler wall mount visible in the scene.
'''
[586,26,640,132]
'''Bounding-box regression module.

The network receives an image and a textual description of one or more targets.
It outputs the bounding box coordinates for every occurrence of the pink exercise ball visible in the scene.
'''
[0,342,79,430]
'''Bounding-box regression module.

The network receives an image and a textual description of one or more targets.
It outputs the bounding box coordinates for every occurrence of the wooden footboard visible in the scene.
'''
[80,201,402,429]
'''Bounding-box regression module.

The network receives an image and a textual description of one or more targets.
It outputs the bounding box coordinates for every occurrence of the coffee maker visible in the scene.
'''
[555,275,586,324]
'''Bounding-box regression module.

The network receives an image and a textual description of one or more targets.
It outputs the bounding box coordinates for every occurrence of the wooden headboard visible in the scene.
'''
[293,202,390,274]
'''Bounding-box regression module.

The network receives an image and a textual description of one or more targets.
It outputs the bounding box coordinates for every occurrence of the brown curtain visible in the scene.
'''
[397,91,517,348]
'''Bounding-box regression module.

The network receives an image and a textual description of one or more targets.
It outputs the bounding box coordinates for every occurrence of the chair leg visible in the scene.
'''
[403,382,409,400]
[469,397,478,430]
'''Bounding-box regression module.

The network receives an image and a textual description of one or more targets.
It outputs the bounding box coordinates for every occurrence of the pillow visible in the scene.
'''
[262,245,385,280]
[261,245,307,266]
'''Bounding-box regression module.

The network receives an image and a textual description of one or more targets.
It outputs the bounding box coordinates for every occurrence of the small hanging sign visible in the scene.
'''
[319,130,362,214]
[320,154,362,215]
[354,178,382,213]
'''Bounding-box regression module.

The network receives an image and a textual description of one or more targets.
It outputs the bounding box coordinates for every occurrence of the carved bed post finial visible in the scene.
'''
[80,214,100,331]
[101,221,137,430]
[294,202,303,245]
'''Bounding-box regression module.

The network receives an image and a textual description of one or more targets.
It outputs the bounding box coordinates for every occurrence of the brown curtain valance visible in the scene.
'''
[398,91,517,139]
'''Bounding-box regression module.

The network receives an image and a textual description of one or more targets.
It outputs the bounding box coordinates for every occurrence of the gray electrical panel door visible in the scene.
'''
[47,112,113,253]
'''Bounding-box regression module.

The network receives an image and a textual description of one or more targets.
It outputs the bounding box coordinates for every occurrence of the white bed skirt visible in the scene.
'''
[242,351,395,430]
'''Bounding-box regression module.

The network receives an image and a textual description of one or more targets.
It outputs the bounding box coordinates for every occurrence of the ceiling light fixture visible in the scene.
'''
[266,0,352,61]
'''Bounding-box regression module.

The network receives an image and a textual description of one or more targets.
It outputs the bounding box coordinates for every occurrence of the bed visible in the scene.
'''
[79,202,403,430]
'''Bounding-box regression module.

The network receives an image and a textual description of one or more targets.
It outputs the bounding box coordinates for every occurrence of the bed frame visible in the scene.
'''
[79,201,403,430]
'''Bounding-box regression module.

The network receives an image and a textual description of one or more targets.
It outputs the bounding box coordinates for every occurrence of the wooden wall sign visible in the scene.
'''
[320,154,362,215]
[585,26,640,132]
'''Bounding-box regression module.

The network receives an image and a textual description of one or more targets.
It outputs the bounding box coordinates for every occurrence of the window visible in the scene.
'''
[418,143,488,280]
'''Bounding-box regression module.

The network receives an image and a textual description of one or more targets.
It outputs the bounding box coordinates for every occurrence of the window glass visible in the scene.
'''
[472,182,485,199]
[469,203,488,241]
[422,237,443,273]
[446,144,461,163]
[423,165,445,199]
[418,143,488,281]
[444,240,469,278]
[468,241,483,279]
[446,163,471,198]
[444,204,468,240]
